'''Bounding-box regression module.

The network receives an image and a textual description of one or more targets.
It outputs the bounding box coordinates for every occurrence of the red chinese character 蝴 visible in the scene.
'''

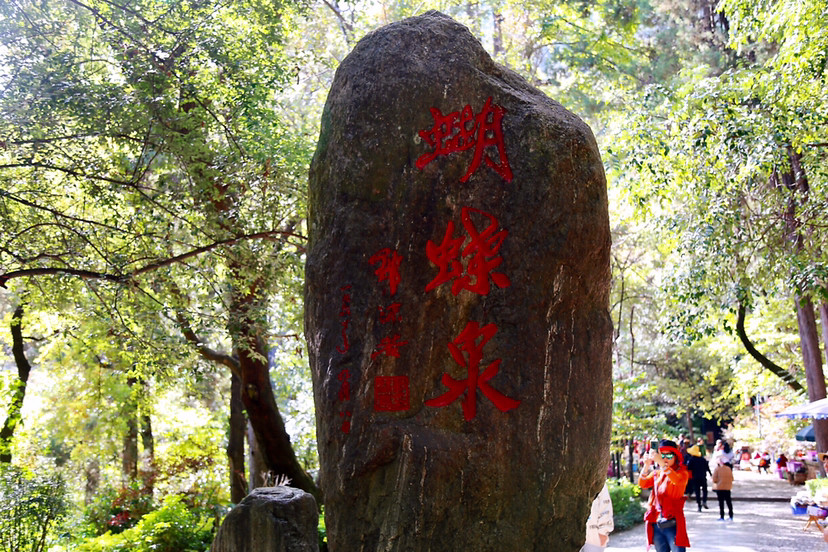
[425,321,520,421]
[370,248,403,296]
[374,375,410,412]
[426,207,511,295]
[416,96,512,182]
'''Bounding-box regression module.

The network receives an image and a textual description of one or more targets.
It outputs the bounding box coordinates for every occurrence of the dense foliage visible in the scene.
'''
[0,465,67,552]
[76,495,214,552]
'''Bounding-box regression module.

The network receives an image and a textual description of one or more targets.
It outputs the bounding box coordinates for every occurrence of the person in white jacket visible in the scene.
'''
[580,482,614,552]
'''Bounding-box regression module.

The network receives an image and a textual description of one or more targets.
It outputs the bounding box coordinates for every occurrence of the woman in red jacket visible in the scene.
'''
[638,439,691,551]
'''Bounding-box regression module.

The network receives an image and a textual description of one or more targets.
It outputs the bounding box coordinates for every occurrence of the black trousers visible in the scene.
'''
[715,489,733,519]
[688,478,708,507]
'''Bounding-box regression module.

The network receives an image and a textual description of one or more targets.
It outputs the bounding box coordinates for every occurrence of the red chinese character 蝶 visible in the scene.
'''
[377,302,402,324]
[426,207,510,295]
[371,334,409,359]
[370,248,403,296]
[373,375,410,412]
[416,96,512,182]
[425,321,520,421]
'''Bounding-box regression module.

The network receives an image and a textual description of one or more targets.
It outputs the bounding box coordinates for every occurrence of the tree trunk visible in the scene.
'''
[629,304,635,376]
[140,413,154,493]
[229,372,248,502]
[493,11,504,57]
[819,300,828,370]
[122,416,139,482]
[777,147,828,451]
[84,459,100,505]
[614,269,625,375]
[247,421,267,490]
[230,285,320,502]
[237,339,318,498]
[122,376,139,482]
[0,305,32,463]
[795,295,828,451]
[685,410,695,441]
[174,282,318,501]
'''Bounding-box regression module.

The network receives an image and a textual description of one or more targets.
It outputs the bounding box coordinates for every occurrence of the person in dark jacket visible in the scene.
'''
[685,444,711,512]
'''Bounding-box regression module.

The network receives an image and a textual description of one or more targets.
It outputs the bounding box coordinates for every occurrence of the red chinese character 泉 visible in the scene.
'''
[425,321,520,421]
[374,375,410,412]
[426,207,511,295]
[371,334,409,359]
[370,248,403,296]
[416,96,512,182]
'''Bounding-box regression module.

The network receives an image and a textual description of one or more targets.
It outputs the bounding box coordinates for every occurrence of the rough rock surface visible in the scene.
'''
[210,487,318,552]
[305,11,612,552]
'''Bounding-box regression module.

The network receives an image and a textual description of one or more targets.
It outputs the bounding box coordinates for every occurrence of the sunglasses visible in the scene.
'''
[661,453,675,459]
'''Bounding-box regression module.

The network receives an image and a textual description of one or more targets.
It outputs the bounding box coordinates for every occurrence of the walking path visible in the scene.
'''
[606,469,827,551]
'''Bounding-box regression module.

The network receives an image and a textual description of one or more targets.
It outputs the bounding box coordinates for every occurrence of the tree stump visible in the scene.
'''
[210,487,319,552]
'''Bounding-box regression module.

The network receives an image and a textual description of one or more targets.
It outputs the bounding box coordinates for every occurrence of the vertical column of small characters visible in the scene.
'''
[369,249,411,412]
[335,285,353,433]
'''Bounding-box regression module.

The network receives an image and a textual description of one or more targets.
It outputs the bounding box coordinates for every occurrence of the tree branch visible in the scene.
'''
[0,189,130,234]
[736,301,806,395]
[322,0,354,42]
[127,229,306,277]
[0,162,134,186]
[0,229,305,288]
[175,310,240,375]
[1,305,33,463]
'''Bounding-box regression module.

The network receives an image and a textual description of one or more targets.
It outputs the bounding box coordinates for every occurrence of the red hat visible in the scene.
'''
[658,439,684,466]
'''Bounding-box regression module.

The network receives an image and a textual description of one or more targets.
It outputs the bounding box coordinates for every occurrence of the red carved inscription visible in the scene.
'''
[416,96,512,182]
[426,207,510,296]
[374,375,411,412]
[425,321,520,421]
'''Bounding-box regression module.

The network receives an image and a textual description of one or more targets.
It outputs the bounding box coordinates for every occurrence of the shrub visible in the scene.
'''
[0,465,68,552]
[77,495,214,552]
[608,478,645,531]
[83,483,155,536]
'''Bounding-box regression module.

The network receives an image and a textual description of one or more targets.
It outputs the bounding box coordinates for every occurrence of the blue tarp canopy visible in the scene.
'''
[776,398,828,420]
[796,425,816,442]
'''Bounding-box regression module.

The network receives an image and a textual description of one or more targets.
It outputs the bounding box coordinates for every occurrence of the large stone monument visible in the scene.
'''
[305,11,612,551]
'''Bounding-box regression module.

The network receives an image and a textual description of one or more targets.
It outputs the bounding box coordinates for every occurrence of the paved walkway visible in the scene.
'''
[606,469,827,551]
